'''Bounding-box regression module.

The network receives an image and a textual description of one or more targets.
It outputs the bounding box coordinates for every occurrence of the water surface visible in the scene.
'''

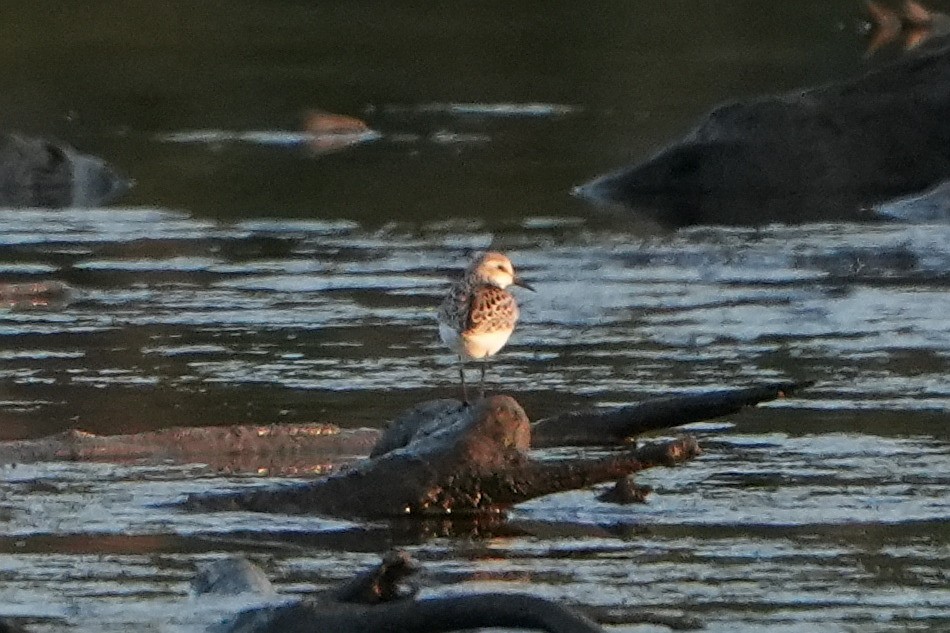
[0,2,947,632]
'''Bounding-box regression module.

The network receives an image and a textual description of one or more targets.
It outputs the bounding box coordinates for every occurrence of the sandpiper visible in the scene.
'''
[437,251,534,403]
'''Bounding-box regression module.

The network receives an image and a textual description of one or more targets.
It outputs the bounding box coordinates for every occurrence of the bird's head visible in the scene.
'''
[468,251,534,291]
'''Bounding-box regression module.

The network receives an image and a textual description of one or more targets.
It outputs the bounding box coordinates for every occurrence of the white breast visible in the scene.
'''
[439,323,513,360]
[460,329,513,360]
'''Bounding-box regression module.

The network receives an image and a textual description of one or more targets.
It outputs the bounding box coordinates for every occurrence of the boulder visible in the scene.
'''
[0,134,130,208]
[576,36,950,227]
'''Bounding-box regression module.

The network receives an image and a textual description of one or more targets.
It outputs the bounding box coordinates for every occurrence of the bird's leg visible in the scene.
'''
[458,356,469,405]
[478,361,487,400]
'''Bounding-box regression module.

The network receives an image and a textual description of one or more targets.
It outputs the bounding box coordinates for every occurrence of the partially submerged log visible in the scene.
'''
[0,382,803,519]
[576,35,950,226]
[531,380,808,447]
[0,381,805,470]
[221,593,607,633]
[0,424,380,472]
[212,551,702,633]
[184,396,701,519]
[185,381,810,518]
[212,551,608,633]
[0,552,702,633]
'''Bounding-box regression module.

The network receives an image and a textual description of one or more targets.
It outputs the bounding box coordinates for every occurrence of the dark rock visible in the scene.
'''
[0,134,130,208]
[0,619,30,633]
[577,36,950,227]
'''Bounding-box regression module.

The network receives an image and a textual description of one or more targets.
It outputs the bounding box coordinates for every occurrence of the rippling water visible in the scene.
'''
[2,1,949,630]
[0,208,947,631]
[2,210,949,431]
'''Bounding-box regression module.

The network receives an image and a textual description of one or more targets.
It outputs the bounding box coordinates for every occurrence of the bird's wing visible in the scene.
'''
[438,281,469,332]
[465,285,519,335]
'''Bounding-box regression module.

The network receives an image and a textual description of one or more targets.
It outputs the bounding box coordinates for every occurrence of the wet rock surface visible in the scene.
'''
[0,134,129,208]
[578,35,950,226]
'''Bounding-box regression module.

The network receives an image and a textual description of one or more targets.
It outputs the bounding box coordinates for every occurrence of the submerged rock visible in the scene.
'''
[0,280,74,310]
[0,134,130,208]
[192,558,277,597]
[577,36,950,227]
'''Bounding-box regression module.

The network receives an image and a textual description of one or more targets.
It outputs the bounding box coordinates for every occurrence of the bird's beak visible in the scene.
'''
[513,277,535,292]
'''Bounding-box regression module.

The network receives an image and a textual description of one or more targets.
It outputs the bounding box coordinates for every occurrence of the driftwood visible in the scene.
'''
[531,381,806,447]
[0,381,806,518]
[0,381,805,517]
[210,551,701,633]
[0,381,805,472]
[184,381,808,518]
[576,35,950,226]
[221,593,607,633]
[0,424,380,473]
[183,395,701,518]
[596,476,652,504]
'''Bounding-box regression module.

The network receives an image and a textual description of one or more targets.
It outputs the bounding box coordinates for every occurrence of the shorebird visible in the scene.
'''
[438,251,533,403]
